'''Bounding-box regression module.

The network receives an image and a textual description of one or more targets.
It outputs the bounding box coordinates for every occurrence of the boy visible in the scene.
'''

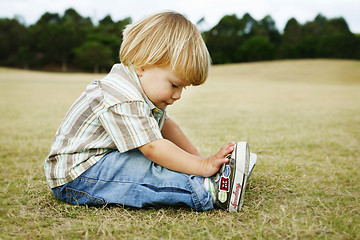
[44,11,255,212]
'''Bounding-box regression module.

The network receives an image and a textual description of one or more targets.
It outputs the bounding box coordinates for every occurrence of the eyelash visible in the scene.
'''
[171,83,187,90]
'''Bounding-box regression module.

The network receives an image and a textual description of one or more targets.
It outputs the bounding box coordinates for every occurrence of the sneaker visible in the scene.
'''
[210,141,250,212]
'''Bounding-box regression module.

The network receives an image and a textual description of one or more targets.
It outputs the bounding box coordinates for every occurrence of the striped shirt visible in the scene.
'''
[44,64,166,188]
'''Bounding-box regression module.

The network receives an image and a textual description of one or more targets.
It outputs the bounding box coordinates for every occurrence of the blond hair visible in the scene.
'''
[119,11,211,86]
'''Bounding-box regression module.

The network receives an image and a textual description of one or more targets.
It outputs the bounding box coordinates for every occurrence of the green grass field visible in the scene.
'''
[0,59,359,239]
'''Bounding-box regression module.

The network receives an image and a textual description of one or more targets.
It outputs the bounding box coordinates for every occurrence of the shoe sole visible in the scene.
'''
[248,153,257,179]
[228,142,250,212]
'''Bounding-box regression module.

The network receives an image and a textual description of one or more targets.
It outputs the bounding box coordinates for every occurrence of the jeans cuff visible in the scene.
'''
[189,175,214,211]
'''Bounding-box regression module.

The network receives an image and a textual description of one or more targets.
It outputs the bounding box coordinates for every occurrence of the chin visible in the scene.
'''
[155,104,166,109]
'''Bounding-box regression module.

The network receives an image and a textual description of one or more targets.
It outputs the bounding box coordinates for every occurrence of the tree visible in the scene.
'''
[283,18,302,44]
[74,41,113,73]
[257,15,281,45]
[297,14,357,58]
[204,13,281,63]
[203,14,240,63]
[204,14,251,63]
[28,12,63,68]
[28,9,93,71]
[17,46,34,69]
[1,11,359,69]
[327,17,351,35]
[92,15,131,63]
[237,36,275,62]
[59,8,93,71]
[0,18,28,66]
[277,18,303,58]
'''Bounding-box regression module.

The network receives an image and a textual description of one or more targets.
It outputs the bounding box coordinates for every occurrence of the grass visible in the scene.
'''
[0,59,359,239]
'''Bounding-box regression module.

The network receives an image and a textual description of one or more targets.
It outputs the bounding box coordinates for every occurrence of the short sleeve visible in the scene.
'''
[98,101,163,153]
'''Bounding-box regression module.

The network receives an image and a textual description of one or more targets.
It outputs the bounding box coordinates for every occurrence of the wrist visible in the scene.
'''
[196,157,210,177]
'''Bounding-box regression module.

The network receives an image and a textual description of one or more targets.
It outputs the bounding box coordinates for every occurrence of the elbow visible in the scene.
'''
[138,139,162,160]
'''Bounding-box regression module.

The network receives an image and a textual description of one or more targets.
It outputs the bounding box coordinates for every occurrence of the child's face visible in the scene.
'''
[136,66,189,109]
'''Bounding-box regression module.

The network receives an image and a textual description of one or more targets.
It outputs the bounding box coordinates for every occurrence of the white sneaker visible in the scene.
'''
[210,141,250,212]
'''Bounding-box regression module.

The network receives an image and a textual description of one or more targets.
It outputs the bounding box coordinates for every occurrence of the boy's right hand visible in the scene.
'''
[199,142,236,177]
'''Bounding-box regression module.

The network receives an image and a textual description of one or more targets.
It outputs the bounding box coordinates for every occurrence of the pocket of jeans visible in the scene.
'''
[64,187,105,205]
[152,163,163,173]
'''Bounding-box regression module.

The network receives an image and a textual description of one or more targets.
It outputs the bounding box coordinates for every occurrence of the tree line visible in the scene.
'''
[1,8,359,72]
[204,13,360,64]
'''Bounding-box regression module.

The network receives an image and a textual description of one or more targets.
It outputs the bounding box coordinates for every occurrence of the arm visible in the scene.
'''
[161,117,203,157]
[138,138,235,177]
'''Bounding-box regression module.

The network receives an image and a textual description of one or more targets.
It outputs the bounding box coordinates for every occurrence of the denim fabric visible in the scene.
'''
[52,149,214,211]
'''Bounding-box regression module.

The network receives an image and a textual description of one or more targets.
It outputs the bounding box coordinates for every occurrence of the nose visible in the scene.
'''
[172,88,182,100]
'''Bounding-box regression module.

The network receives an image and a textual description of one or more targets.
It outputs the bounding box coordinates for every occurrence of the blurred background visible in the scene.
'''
[1,0,359,72]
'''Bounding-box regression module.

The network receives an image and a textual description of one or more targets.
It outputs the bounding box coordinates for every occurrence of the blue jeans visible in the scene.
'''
[52,149,214,211]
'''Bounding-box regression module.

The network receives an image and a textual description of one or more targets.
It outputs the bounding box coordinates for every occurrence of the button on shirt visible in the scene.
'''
[44,64,166,188]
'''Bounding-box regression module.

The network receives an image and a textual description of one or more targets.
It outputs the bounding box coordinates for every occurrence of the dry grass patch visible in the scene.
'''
[1,59,359,239]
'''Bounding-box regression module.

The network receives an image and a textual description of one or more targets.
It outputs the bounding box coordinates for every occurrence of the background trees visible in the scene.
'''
[27,9,93,71]
[204,13,360,64]
[0,9,359,71]
[0,18,29,67]
[0,8,130,72]
[204,13,281,63]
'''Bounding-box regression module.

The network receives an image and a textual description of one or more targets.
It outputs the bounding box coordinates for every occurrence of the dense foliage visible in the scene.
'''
[204,14,360,64]
[1,9,359,71]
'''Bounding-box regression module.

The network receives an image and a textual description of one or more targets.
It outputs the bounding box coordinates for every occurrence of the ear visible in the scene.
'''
[135,67,145,78]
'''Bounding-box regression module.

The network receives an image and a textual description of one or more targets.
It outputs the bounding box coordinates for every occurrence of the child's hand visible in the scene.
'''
[200,142,236,177]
